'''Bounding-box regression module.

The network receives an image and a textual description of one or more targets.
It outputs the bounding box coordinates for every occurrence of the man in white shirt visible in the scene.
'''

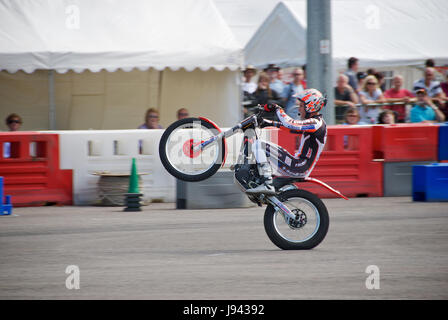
[242,65,257,94]
[413,67,445,101]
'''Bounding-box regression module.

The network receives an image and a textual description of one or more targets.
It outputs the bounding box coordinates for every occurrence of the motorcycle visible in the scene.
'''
[158,106,348,250]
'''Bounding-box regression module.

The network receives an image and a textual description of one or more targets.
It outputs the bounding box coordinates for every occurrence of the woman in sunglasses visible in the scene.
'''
[5,113,22,131]
[358,75,386,124]
[138,108,163,129]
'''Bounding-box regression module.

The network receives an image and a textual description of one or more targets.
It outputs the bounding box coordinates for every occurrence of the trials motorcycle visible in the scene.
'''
[158,106,348,250]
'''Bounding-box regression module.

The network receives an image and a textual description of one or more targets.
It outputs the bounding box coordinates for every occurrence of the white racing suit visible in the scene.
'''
[252,108,327,186]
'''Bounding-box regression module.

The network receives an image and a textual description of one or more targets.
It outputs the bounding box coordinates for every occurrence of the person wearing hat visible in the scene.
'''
[264,64,285,97]
[410,88,445,123]
[242,65,257,94]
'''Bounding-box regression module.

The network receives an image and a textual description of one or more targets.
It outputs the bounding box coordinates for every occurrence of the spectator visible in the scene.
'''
[413,67,445,102]
[3,113,22,158]
[378,110,397,124]
[344,57,359,91]
[425,59,435,68]
[282,67,306,119]
[410,88,445,123]
[250,72,282,120]
[5,113,22,131]
[277,69,284,83]
[342,107,366,149]
[358,75,386,124]
[356,72,367,94]
[242,65,257,95]
[334,74,359,108]
[383,75,415,123]
[264,64,285,97]
[440,70,448,119]
[366,68,376,76]
[343,107,366,125]
[138,108,163,129]
[374,72,386,92]
[177,108,189,120]
[302,64,307,88]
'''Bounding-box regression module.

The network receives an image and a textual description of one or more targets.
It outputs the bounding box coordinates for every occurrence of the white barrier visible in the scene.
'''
[43,128,276,205]
[42,129,173,205]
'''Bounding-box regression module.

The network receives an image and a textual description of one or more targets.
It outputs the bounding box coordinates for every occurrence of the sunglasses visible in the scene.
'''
[293,73,303,76]
[178,113,189,117]
[347,114,358,117]
[366,82,377,85]
[8,119,21,124]
[147,115,159,119]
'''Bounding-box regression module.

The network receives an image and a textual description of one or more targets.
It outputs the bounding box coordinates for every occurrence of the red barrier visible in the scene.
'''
[0,132,72,207]
[274,125,383,198]
[372,123,439,162]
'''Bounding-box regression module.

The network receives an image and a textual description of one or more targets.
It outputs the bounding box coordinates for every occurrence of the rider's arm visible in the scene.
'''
[275,107,322,132]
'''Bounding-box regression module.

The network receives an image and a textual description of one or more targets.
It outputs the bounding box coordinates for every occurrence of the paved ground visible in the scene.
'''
[0,197,447,300]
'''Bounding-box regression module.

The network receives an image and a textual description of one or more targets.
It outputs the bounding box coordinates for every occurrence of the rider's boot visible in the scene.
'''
[246,163,276,195]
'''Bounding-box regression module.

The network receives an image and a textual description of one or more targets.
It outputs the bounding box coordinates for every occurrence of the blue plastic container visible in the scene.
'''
[413,163,448,202]
[438,122,448,161]
[0,176,13,215]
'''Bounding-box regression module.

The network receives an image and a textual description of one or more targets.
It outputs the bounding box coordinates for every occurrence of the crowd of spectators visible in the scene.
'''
[241,57,448,124]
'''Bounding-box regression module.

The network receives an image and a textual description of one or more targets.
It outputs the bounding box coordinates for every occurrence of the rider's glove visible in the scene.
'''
[260,118,281,128]
[263,104,280,112]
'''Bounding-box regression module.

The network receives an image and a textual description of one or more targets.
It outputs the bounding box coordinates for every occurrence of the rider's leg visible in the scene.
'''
[245,140,276,195]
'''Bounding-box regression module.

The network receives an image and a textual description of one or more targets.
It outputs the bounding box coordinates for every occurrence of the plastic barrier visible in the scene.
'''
[0,176,12,215]
[383,161,433,197]
[413,163,448,202]
[438,122,448,161]
[176,170,254,209]
[373,123,439,162]
[42,130,176,205]
[290,125,383,198]
[0,132,72,206]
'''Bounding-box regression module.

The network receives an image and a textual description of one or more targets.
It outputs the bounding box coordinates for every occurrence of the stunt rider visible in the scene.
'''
[245,88,328,195]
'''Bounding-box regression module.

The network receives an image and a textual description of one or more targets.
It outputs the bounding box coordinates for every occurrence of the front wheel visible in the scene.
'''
[264,189,329,250]
[159,117,226,182]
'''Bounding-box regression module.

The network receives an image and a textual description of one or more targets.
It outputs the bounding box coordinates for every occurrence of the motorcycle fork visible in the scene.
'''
[262,194,297,225]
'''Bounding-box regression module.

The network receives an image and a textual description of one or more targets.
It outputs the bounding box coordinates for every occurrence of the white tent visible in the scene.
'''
[213,0,296,47]
[0,0,243,130]
[245,0,448,69]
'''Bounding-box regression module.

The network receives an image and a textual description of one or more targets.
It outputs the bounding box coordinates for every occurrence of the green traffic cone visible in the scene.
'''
[124,158,142,212]
[128,158,140,194]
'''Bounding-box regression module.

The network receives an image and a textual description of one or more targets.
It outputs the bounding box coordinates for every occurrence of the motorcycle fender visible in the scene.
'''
[278,184,298,193]
[198,117,228,167]
[301,177,349,200]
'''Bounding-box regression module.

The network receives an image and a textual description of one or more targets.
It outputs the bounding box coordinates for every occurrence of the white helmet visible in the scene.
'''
[295,89,327,113]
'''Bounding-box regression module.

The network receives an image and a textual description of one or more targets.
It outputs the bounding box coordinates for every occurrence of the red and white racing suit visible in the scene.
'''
[254,108,327,178]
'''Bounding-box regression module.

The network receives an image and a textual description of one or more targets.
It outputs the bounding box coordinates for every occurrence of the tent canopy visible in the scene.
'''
[245,0,448,69]
[0,0,243,73]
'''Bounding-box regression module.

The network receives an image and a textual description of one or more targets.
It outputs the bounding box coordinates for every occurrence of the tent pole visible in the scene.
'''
[48,69,56,130]
[157,69,164,111]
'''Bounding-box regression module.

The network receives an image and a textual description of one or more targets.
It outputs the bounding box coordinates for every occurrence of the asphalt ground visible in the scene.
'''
[0,197,447,300]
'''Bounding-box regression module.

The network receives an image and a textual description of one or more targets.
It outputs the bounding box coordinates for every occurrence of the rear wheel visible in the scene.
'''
[159,117,226,182]
[264,189,329,250]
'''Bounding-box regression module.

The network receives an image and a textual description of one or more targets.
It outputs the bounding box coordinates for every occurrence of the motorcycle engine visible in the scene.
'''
[233,164,261,192]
